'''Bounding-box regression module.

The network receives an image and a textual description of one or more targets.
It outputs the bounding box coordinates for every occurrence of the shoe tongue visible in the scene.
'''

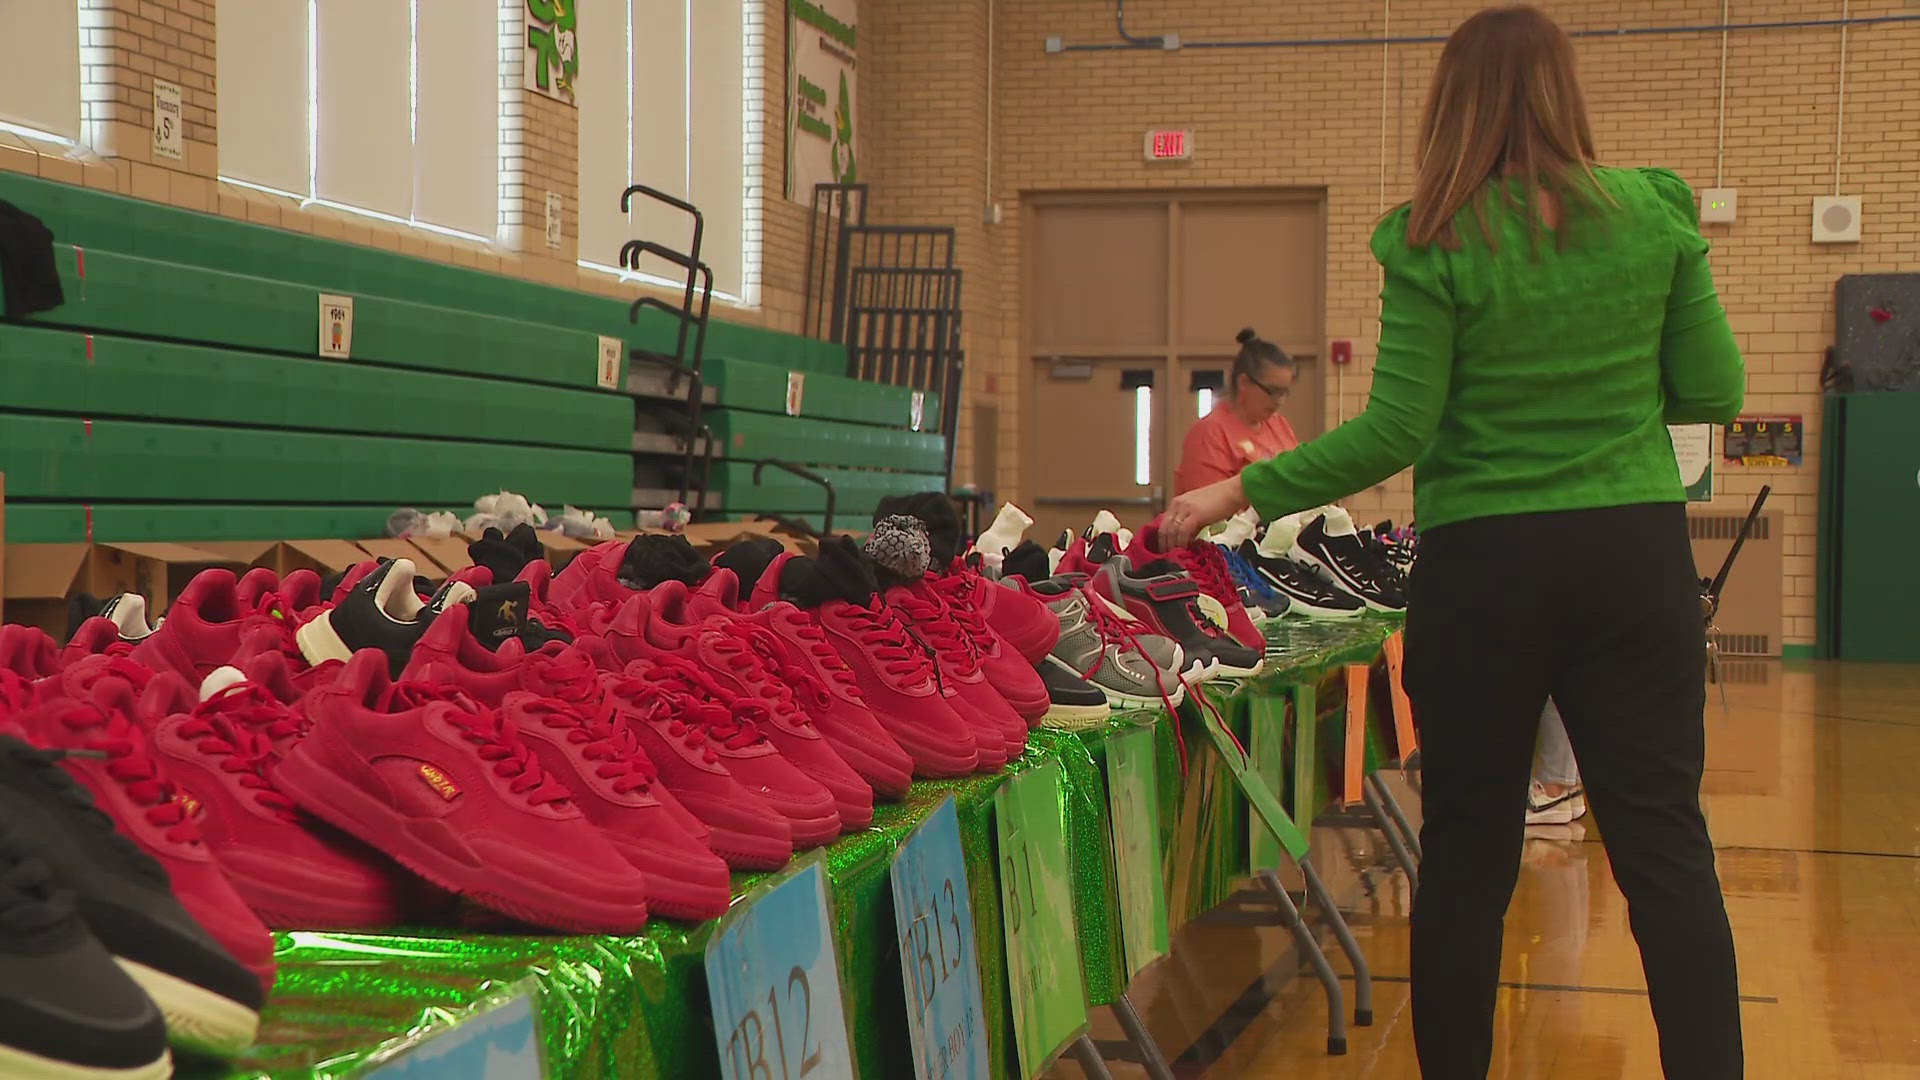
[617,535,710,590]
[462,583,533,650]
[426,577,479,614]
[872,492,963,564]
[1215,509,1261,549]
[198,666,248,702]
[1318,507,1358,538]
[1089,509,1123,537]
[865,516,932,589]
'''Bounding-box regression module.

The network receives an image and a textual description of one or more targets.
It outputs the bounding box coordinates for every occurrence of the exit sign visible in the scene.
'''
[1143,129,1192,162]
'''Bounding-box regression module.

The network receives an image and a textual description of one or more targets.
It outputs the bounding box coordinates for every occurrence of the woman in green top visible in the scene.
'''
[1164,7,1744,1077]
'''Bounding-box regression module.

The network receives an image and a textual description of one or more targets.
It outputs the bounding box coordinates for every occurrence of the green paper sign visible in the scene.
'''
[1247,692,1290,873]
[1105,725,1169,980]
[1193,695,1309,862]
[994,760,1088,1078]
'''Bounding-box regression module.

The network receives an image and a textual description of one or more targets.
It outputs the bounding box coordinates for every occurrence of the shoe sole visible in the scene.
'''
[115,958,259,1059]
[1288,550,1402,613]
[276,750,651,933]
[1041,701,1112,731]
[0,1042,171,1080]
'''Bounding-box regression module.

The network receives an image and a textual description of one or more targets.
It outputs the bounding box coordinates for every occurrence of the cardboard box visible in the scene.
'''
[355,538,449,578]
[4,542,243,637]
[277,540,375,578]
[407,536,475,576]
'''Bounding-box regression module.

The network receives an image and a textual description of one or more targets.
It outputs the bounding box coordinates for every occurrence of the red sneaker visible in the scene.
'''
[745,549,979,778]
[2,624,62,678]
[142,669,410,928]
[61,617,139,669]
[936,557,1060,663]
[515,558,583,639]
[547,539,632,611]
[925,569,1050,724]
[633,652,844,847]
[277,569,324,619]
[692,570,912,800]
[233,567,281,612]
[885,580,1025,767]
[600,671,793,870]
[130,569,276,683]
[498,690,732,920]
[1126,521,1265,652]
[13,676,278,991]
[276,650,652,933]
[398,605,715,847]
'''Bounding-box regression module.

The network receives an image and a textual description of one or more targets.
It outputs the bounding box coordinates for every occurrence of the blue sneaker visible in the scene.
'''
[1215,542,1289,622]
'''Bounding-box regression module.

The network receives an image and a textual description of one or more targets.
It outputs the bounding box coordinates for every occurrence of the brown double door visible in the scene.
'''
[1022,193,1327,545]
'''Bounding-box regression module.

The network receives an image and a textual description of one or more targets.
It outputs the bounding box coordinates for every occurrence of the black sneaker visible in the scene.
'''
[1291,513,1406,612]
[0,811,172,1079]
[1036,658,1111,730]
[0,736,263,1059]
[1237,540,1367,620]
[295,558,477,676]
[1089,560,1264,679]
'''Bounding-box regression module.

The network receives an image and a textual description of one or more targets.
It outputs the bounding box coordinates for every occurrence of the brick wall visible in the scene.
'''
[861,0,1920,648]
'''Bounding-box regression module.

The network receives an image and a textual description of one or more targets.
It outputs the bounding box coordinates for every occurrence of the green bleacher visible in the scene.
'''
[0,169,947,543]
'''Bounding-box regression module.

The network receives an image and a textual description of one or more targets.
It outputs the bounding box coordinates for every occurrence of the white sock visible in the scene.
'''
[1214,509,1261,549]
[1089,510,1123,537]
[974,502,1033,560]
[102,594,154,637]
[1319,505,1357,537]
[1258,513,1305,558]
[1047,547,1065,574]
[1114,527,1135,551]
[199,666,247,702]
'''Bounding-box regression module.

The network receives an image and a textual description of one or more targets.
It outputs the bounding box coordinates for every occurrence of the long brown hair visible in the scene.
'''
[1405,5,1611,250]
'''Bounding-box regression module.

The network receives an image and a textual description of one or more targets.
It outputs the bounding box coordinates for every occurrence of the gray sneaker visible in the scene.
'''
[1025,576,1185,709]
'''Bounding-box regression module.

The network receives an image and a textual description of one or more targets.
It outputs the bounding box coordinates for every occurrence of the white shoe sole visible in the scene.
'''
[1103,680,1185,711]
[0,1043,170,1080]
[1213,658,1265,679]
[1041,701,1114,730]
[1525,796,1587,827]
[1277,595,1367,620]
[115,958,260,1058]
[294,610,355,666]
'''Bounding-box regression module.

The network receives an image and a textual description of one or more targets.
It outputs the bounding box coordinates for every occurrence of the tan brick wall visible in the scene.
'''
[861,0,1920,648]
[0,1,815,327]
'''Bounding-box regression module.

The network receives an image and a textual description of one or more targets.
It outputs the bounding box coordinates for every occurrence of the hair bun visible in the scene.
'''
[1236,327,1259,346]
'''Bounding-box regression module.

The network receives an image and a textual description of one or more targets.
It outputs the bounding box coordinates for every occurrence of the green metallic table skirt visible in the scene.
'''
[187,619,1398,1079]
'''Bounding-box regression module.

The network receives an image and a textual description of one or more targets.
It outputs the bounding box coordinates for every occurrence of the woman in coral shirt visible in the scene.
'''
[1174,328,1298,498]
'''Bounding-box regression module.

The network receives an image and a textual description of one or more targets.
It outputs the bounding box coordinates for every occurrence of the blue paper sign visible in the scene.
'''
[705,859,856,1080]
[890,797,990,1080]
[359,991,543,1079]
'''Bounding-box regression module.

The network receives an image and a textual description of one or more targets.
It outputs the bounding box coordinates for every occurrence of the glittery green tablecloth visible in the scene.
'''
[189,619,1396,1080]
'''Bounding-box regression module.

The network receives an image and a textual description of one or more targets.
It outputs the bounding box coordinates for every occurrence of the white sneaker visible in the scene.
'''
[1525,782,1587,826]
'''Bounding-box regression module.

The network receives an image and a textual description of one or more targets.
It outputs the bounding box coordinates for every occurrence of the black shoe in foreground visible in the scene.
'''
[0,809,172,1079]
[1290,514,1407,613]
[1237,541,1368,620]
[0,737,264,1058]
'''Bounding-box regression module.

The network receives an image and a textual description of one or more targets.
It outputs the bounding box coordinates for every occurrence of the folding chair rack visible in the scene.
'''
[620,183,715,515]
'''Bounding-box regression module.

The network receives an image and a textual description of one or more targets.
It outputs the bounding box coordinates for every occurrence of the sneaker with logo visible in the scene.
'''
[717,541,977,780]
[136,669,410,929]
[883,580,1024,766]
[1025,576,1187,710]
[0,711,270,1056]
[1126,520,1266,651]
[1287,509,1407,613]
[276,650,652,933]
[1242,522,1367,620]
[1091,560,1264,679]
[295,559,478,676]
[600,672,794,870]
[1216,543,1291,622]
[0,809,173,1079]
[690,568,913,800]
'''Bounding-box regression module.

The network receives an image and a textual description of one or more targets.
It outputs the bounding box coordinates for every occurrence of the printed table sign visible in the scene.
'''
[891,796,989,1080]
[995,759,1088,1078]
[705,858,855,1080]
[359,990,543,1079]
[596,335,622,390]
[1105,725,1169,980]
[318,293,354,359]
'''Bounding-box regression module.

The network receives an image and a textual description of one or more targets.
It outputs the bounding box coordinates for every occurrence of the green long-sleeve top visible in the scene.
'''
[1240,166,1745,531]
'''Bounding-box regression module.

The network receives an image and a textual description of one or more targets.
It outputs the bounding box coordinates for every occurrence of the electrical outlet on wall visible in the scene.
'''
[1699,187,1737,224]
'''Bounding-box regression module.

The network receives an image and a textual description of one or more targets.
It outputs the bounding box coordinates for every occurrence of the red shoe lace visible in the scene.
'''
[888,591,980,677]
[1079,585,1196,771]
[1173,542,1240,611]
[716,624,828,719]
[240,592,307,658]
[927,573,1001,658]
[174,712,301,823]
[54,704,201,844]
[525,650,601,708]
[839,601,937,682]
[198,682,309,747]
[517,697,658,795]
[642,656,767,751]
[387,683,573,807]
[769,608,864,699]
[605,676,721,763]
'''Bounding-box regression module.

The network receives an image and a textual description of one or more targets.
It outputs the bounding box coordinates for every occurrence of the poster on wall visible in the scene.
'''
[786,0,858,204]
[1723,415,1803,467]
[525,0,578,105]
[1669,424,1714,501]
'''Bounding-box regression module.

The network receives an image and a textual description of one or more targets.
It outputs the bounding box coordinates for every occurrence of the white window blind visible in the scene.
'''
[414,0,501,237]
[0,3,80,140]
[215,0,308,193]
[313,0,412,218]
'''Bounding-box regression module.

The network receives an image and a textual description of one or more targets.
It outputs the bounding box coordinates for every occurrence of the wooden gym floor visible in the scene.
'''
[1051,661,1920,1079]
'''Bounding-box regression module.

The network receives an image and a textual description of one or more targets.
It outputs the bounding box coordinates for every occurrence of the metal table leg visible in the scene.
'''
[1362,775,1420,887]
[1111,993,1175,1080]
[1259,870,1348,1055]
[1370,770,1423,861]
[1070,1033,1115,1079]
[1300,860,1374,1028]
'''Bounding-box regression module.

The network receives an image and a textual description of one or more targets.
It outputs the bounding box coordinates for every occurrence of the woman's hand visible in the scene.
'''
[1162,475,1246,548]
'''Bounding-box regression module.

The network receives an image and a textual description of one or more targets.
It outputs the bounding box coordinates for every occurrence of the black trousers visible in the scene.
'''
[1404,502,1743,1078]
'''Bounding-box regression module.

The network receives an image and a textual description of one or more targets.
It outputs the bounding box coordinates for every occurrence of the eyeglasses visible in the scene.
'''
[1245,376,1291,402]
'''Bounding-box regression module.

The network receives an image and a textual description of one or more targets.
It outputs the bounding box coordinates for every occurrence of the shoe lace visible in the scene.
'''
[1218,545,1275,599]
[1172,542,1238,608]
[770,607,863,698]
[517,697,657,795]
[605,676,720,763]
[53,703,201,844]
[199,682,309,747]
[888,591,980,676]
[723,623,831,718]
[175,708,301,823]
[643,656,767,751]
[387,683,573,807]
[840,600,937,682]
[525,649,601,708]
[927,573,1002,657]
